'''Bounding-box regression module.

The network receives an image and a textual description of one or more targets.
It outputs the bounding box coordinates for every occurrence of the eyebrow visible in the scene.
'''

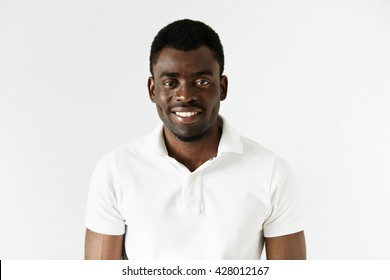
[159,70,214,79]
[159,71,180,78]
[193,70,214,77]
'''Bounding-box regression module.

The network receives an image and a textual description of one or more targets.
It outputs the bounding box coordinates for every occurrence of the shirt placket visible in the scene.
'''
[166,156,217,214]
[181,171,204,214]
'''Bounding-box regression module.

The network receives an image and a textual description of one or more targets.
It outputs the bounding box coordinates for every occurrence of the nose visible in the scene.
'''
[174,83,198,103]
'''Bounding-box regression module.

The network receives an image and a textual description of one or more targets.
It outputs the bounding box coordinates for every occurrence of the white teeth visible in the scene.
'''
[175,112,198,117]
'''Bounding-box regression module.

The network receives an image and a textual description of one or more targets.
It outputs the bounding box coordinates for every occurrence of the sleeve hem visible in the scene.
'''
[85,223,125,236]
[263,220,305,238]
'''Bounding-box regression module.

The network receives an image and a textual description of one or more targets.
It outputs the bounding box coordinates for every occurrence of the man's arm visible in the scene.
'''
[264,230,306,260]
[84,229,124,260]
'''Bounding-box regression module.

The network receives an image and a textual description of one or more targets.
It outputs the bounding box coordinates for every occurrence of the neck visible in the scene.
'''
[163,122,222,172]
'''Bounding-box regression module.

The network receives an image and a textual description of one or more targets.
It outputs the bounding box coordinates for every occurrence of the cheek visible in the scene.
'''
[206,93,221,107]
[154,93,170,112]
[155,87,173,101]
[212,100,221,113]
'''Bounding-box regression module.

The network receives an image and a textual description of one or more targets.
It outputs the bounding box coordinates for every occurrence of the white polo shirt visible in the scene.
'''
[84,117,304,259]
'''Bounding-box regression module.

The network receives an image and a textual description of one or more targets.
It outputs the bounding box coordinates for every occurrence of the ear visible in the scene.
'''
[148,76,156,103]
[219,75,228,101]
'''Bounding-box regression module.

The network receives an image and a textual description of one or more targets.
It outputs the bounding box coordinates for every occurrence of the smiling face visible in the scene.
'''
[148,46,228,142]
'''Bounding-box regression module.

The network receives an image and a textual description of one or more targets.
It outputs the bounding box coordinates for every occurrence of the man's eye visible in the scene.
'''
[195,80,210,86]
[163,81,176,87]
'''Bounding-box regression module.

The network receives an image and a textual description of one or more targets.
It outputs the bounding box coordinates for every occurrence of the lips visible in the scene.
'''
[171,106,202,114]
[174,111,198,117]
[170,107,202,122]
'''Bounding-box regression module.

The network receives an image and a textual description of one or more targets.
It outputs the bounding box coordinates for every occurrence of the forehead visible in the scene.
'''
[153,46,219,76]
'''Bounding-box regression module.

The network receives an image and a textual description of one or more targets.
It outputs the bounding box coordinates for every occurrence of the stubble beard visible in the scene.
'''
[172,129,208,142]
[165,120,210,143]
[164,111,220,143]
[160,103,220,143]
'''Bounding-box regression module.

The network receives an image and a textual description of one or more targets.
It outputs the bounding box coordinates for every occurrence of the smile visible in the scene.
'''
[175,112,199,117]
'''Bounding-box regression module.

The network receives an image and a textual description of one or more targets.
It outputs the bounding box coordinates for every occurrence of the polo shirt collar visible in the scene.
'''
[217,116,244,154]
[143,115,243,156]
[143,124,167,156]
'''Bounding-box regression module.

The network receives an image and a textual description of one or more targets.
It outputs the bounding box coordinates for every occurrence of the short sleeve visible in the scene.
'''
[84,153,125,235]
[263,156,305,237]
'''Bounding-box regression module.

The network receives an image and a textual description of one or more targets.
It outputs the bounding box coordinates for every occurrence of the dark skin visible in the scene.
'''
[84,229,124,260]
[148,46,227,171]
[84,46,306,259]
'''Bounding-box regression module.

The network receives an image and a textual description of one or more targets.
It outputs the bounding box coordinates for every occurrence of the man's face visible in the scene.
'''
[148,46,227,142]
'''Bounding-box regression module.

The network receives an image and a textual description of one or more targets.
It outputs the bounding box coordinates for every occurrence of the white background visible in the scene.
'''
[0,0,389,259]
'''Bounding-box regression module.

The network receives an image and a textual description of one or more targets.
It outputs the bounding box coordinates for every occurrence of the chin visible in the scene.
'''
[173,131,207,143]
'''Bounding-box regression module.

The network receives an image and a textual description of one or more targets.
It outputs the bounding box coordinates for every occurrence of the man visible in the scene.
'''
[84,19,306,260]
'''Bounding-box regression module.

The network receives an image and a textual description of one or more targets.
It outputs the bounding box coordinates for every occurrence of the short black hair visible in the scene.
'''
[149,19,224,76]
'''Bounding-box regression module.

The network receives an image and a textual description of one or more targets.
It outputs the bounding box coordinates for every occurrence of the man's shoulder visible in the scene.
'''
[237,135,292,178]
[240,135,278,159]
[220,117,286,166]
